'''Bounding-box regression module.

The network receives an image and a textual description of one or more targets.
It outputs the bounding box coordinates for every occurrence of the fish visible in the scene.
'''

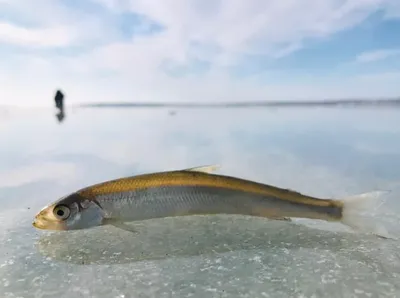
[32,164,391,238]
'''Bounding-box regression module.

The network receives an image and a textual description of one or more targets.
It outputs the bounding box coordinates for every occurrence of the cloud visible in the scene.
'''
[0,23,76,47]
[355,48,400,63]
[0,0,399,107]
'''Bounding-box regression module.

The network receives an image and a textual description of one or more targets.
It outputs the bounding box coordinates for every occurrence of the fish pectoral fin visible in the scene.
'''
[103,218,139,234]
[184,164,220,174]
[267,216,292,222]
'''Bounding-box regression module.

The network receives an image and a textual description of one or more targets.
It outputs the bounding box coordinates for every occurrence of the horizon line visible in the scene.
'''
[77,97,400,108]
[1,97,400,109]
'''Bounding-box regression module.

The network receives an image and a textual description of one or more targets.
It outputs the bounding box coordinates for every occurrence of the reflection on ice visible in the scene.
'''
[36,215,383,265]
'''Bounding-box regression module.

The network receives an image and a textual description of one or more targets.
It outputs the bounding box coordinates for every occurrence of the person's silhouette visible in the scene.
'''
[54,90,64,110]
[54,89,66,123]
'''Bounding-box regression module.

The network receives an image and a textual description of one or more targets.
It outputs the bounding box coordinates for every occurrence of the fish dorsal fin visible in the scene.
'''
[183,164,220,174]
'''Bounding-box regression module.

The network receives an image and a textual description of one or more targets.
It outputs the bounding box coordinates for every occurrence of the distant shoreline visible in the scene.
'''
[2,98,400,110]
[78,98,400,108]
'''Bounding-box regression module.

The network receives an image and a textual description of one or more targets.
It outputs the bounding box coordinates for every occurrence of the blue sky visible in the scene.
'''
[0,0,400,106]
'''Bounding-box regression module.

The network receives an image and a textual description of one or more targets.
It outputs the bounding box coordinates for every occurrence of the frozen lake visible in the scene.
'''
[1,107,400,297]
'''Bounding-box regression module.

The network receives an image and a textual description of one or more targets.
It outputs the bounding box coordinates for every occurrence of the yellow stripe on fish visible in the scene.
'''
[78,170,340,209]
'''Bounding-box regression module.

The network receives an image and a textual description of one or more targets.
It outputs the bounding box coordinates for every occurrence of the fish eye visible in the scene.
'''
[53,205,70,220]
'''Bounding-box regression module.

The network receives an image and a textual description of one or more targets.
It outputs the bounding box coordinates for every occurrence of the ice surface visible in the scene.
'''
[1,108,400,298]
[1,212,400,298]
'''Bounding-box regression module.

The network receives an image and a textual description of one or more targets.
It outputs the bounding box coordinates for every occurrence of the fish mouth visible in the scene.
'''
[32,217,65,231]
[32,218,47,230]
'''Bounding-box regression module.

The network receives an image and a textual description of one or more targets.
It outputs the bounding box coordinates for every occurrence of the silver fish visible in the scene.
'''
[32,165,390,238]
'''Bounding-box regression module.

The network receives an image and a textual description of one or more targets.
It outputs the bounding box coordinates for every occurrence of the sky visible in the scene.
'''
[0,0,400,107]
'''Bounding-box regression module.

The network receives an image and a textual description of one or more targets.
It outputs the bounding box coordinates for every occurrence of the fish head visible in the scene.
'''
[32,193,104,231]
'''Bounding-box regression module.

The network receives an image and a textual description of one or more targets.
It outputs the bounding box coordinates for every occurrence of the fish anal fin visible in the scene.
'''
[250,207,292,222]
[184,164,220,174]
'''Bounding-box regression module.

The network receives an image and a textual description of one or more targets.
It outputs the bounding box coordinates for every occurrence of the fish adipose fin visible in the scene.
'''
[340,190,395,239]
[103,218,139,234]
[184,164,220,174]
[268,216,292,222]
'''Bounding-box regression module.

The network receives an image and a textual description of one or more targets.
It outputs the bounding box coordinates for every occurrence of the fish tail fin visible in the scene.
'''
[340,190,394,239]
